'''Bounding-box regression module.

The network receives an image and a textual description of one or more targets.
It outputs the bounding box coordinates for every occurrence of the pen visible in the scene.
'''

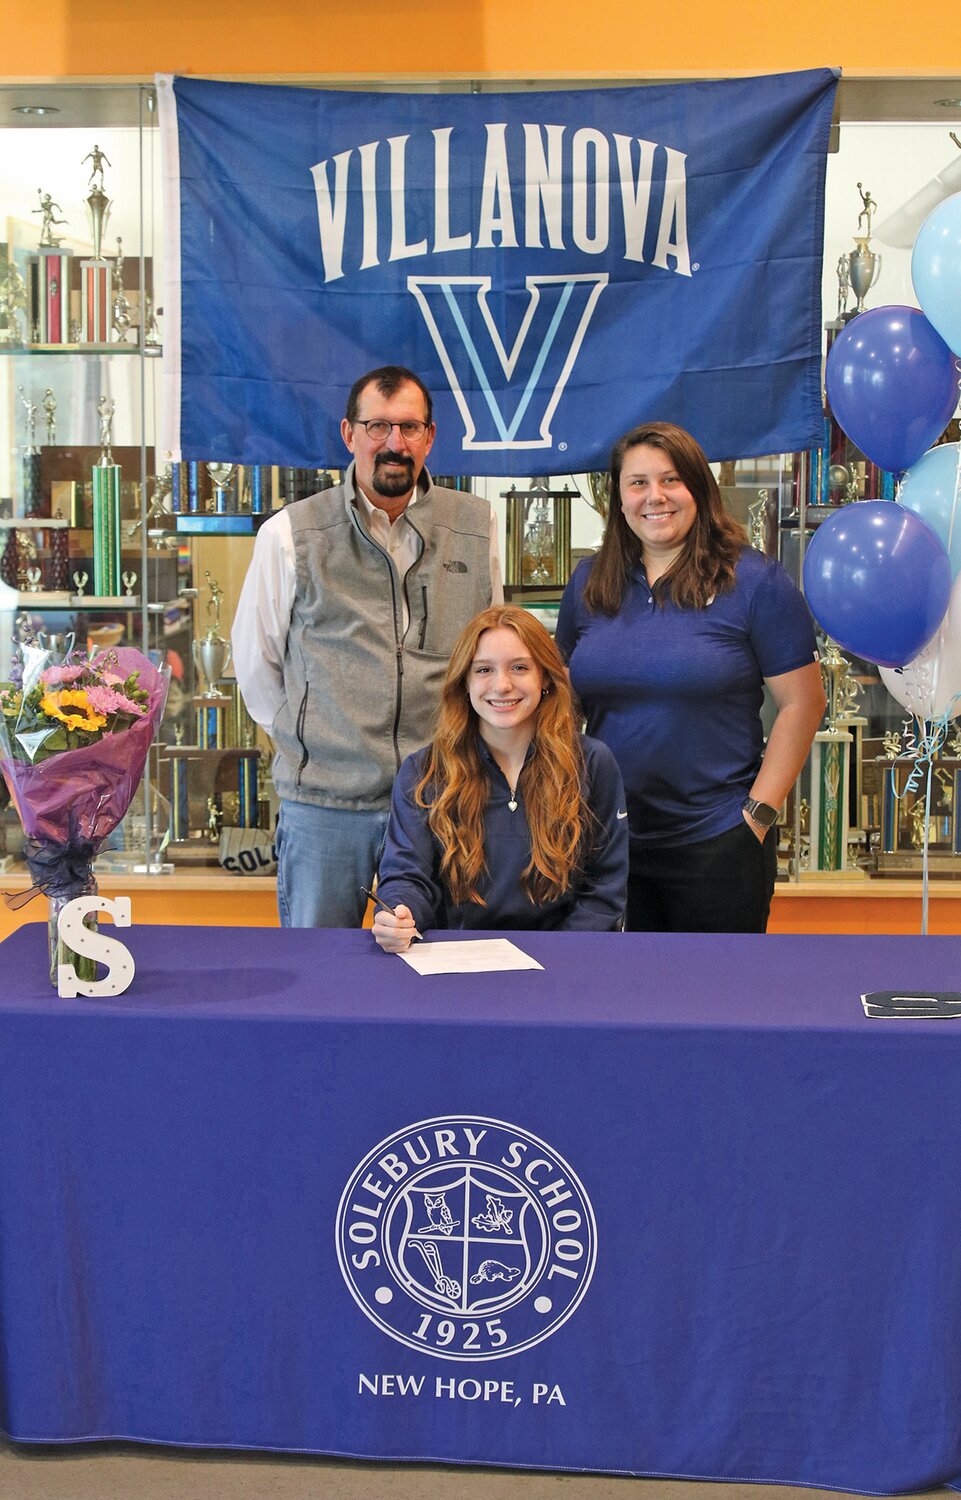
[361,887,424,942]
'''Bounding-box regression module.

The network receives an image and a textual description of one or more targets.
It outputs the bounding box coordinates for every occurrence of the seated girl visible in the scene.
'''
[373,605,628,953]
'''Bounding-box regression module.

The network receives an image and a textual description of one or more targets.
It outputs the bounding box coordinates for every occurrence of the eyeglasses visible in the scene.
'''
[352,419,430,441]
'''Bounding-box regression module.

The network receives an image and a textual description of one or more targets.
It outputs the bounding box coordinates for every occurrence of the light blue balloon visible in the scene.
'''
[900,443,961,578]
[913,191,961,357]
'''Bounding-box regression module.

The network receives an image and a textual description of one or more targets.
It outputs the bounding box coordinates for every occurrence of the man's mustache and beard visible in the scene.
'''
[371,448,416,499]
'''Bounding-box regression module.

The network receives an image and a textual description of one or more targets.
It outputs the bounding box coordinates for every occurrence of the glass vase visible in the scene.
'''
[48,873,99,990]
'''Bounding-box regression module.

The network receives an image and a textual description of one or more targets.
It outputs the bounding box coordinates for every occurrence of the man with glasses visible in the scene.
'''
[233,366,502,927]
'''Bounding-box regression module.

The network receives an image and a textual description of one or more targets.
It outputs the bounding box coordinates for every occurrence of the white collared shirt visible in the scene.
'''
[352,484,424,604]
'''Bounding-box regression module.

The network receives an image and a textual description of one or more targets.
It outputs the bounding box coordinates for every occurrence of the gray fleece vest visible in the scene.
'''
[271,470,494,811]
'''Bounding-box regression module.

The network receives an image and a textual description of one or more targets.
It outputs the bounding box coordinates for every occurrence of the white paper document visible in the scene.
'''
[399,938,544,976]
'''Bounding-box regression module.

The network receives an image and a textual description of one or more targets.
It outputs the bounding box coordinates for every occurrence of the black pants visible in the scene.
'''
[626,820,778,933]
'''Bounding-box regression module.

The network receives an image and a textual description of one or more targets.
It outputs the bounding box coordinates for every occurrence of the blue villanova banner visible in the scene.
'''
[158,70,838,475]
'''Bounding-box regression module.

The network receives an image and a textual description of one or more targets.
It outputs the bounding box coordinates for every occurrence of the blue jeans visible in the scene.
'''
[275,799,389,929]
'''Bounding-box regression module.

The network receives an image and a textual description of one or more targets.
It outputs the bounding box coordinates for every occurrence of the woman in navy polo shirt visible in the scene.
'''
[372,605,627,952]
[555,422,825,934]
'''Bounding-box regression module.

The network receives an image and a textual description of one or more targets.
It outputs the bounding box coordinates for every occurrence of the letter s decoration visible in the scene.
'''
[57,895,135,998]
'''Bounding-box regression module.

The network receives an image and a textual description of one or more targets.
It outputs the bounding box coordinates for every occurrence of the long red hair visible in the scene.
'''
[415,606,588,907]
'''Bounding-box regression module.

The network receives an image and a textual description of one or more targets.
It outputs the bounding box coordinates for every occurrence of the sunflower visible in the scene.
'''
[39,689,108,734]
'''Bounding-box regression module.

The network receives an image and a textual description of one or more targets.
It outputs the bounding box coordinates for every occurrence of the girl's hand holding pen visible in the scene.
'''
[372,903,420,954]
[363,888,423,954]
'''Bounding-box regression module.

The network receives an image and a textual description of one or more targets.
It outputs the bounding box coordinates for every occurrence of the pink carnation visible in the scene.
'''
[84,684,147,717]
[40,664,85,686]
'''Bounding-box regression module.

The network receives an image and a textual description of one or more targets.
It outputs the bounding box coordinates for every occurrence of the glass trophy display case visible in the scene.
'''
[0,85,273,879]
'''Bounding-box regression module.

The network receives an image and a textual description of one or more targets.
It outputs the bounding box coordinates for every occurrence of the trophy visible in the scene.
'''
[247,464,268,514]
[141,471,175,550]
[523,494,554,584]
[748,489,770,553]
[193,572,233,748]
[205,462,237,515]
[503,480,573,586]
[17,386,44,518]
[92,396,122,595]
[80,146,113,343]
[0,531,18,589]
[49,523,70,591]
[29,189,72,343]
[585,471,611,520]
[112,238,134,345]
[16,534,38,592]
[584,471,611,551]
[820,638,861,734]
[842,184,882,318]
[43,388,57,446]
[0,257,28,346]
[835,255,850,322]
[144,296,162,348]
[809,640,856,871]
[167,461,202,516]
[37,629,75,663]
[33,189,66,248]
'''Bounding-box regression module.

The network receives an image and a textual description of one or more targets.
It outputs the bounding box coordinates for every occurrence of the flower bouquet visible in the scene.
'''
[0,643,169,985]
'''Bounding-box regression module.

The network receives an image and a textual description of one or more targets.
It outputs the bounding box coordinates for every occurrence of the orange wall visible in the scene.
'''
[3,889,956,939]
[2,0,958,81]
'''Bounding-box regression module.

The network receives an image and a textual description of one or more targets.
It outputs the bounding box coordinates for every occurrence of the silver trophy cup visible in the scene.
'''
[193,632,232,698]
[37,629,76,662]
[847,237,882,315]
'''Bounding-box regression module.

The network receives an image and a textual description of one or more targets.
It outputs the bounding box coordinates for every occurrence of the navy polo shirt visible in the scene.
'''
[555,547,818,849]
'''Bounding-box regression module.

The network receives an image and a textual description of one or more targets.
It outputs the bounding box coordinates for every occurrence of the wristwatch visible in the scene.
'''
[742,796,779,828]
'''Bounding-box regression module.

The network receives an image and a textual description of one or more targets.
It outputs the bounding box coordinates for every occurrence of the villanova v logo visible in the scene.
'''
[408,273,608,451]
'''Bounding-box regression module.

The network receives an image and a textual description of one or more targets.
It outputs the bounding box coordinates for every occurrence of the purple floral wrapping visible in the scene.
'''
[0,647,169,900]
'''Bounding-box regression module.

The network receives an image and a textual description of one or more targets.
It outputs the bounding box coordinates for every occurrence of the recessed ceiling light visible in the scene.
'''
[11,104,60,116]
[934,97,961,108]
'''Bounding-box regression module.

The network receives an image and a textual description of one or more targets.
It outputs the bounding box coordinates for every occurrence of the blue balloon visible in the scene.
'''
[912,191,961,357]
[824,306,959,477]
[803,501,951,668]
[899,442,961,578]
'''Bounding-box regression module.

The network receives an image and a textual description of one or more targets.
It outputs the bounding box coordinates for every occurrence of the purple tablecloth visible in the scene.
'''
[1,923,959,1493]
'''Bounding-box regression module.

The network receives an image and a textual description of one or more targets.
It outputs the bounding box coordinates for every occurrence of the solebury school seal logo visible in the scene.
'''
[336,1115,597,1361]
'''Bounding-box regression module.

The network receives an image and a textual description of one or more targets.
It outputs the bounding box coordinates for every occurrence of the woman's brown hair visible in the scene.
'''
[415,605,587,907]
[583,421,745,614]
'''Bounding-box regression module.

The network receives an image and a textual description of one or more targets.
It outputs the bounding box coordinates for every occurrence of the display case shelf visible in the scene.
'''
[7,591,142,608]
[0,343,160,356]
[9,589,71,606]
[0,516,69,529]
[69,594,141,609]
[172,514,271,536]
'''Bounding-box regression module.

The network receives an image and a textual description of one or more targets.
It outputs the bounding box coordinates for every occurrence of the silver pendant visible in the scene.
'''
[508,796,518,812]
